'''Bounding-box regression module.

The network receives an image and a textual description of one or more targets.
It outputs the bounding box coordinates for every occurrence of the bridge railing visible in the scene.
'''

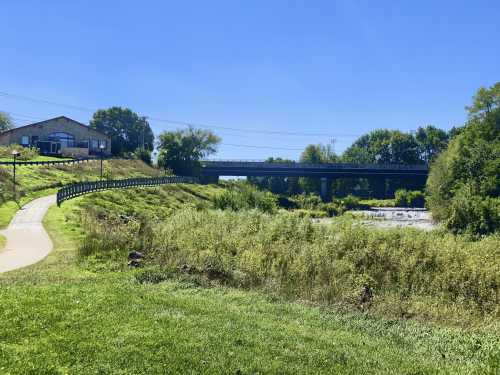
[200,160,429,170]
[56,176,198,206]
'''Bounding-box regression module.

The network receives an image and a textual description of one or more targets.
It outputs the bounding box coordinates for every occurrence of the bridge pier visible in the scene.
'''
[320,178,332,202]
[200,175,219,184]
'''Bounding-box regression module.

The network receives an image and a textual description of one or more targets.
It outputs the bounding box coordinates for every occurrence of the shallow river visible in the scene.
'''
[315,208,436,231]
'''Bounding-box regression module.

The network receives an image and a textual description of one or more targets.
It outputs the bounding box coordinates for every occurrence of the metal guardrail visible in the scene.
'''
[0,157,96,166]
[200,160,429,171]
[56,176,198,206]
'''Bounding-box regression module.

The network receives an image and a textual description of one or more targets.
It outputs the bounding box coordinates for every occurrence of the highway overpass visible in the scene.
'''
[200,160,429,201]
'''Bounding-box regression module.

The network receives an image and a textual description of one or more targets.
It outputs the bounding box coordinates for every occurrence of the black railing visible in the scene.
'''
[0,157,96,166]
[56,176,198,206]
[201,160,429,171]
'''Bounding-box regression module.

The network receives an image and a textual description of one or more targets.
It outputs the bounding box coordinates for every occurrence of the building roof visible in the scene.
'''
[0,116,109,138]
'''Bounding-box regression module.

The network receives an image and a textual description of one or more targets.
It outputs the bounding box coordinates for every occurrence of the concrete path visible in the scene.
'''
[0,195,56,273]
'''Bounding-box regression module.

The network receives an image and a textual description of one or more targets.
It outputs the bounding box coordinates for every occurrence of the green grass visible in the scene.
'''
[0,199,498,374]
[0,233,5,250]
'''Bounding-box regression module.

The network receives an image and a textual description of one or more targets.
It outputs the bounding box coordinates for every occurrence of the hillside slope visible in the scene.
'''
[0,159,160,227]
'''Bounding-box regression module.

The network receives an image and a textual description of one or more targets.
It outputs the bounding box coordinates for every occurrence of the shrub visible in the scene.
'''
[133,148,152,165]
[427,92,499,235]
[290,193,323,210]
[395,189,425,208]
[445,185,500,236]
[213,184,278,213]
[0,145,39,160]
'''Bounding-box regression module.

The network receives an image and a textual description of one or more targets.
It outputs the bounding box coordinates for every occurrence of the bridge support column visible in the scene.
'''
[320,178,332,202]
[200,175,219,184]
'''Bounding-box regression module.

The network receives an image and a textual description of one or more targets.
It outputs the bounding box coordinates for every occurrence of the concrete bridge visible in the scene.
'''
[200,160,429,201]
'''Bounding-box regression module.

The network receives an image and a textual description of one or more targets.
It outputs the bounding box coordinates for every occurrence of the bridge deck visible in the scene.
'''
[200,161,428,178]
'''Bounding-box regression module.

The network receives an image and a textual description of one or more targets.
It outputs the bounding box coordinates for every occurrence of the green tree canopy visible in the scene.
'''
[427,84,500,235]
[157,127,220,176]
[465,82,500,119]
[0,112,13,133]
[90,107,154,156]
[299,143,338,194]
[342,129,421,165]
[415,125,449,164]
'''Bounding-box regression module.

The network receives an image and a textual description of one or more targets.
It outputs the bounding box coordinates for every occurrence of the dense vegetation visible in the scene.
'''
[65,185,499,329]
[0,144,40,160]
[427,83,499,235]
[1,202,497,374]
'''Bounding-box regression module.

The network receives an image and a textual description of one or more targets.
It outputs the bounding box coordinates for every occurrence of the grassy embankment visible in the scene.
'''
[0,233,5,250]
[0,155,72,162]
[0,159,159,228]
[0,185,499,374]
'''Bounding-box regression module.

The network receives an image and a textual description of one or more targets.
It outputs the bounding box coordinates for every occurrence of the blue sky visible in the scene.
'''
[1,0,498,160]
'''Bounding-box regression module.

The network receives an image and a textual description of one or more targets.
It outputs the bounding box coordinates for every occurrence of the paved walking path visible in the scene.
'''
[0,195,56,273]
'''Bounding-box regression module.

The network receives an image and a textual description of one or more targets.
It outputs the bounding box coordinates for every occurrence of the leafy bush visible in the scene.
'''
[293,209,328,218]
[290,193,323,210]
[445,184,500,236]
[394,189,425,208]
[213,184,278,213]
[427,99,499,235]
[133,147,152,165]
[0,145,39,160]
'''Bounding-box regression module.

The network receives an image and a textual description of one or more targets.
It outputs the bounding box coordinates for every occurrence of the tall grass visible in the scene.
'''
[79,207,500,324]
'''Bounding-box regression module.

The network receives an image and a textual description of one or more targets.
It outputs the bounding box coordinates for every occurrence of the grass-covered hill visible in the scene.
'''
[0,158,159,227]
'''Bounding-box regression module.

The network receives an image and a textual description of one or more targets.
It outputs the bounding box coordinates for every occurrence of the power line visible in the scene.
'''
[0,90,361,138]
[3,110,307,152]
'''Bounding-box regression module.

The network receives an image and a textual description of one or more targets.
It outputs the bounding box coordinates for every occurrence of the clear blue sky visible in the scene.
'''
[1,0,498,160]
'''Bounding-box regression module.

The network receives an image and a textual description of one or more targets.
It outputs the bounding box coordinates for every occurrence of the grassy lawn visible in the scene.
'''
[0,200,498,374]
[0,233,5,251]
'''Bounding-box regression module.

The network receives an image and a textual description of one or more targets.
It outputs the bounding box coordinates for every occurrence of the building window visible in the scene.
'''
[99,140,107,149]
[90,139,99,149]
[48,132,75,148]
[21,136,30,146]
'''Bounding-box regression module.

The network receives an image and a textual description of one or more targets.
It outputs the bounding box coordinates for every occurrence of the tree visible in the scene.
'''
[342,129,422,198]
[415,125,449,164]
[0,112,13,133]
[157,127,220,175]
[90,107,154,156]
[299,143,337,194]
[465,82,500,119]
[427,84,500,235]
[247,157,300,195]
[343,129,421,165]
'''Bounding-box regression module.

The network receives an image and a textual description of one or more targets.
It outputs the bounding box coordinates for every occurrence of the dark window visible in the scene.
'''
[48,132,75,148]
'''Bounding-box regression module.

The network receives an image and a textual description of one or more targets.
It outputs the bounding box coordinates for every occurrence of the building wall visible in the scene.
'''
[0,117,111,155]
